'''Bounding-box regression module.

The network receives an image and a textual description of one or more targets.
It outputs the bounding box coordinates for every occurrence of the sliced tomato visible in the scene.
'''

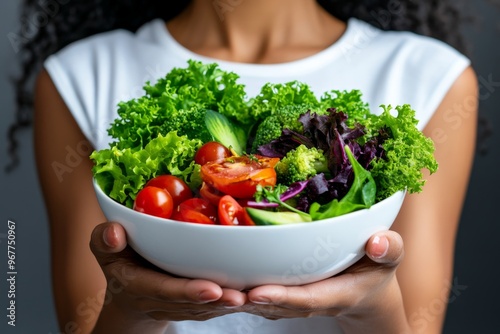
[172,198,218,225]
[218,195,255,226]
[199,182,224,206]
[201,155,279,199]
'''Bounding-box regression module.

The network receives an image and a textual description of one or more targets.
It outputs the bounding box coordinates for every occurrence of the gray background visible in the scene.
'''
[0,1,499,333]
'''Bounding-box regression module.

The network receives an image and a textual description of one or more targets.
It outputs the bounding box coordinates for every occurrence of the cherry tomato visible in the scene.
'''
[194,142,231,165]
[173,198,218,225]
[201,155,279,199]
[145,175,193,207]
[133,186,174,219]
[199,182,224,206]
[218,195,255,226]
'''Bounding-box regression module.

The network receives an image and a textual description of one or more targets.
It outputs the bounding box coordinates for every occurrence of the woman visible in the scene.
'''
[16,0,476,333]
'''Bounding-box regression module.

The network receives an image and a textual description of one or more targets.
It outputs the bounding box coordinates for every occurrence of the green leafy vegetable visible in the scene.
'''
[309,146,376,220]
[148,60,250,124]
[320,90,371,126]
[91,132,203,208]
[91,60,437,219]
[368,105,438,200]
[107,60,251,150]
[251,104,327,151]
[250,81,321,120]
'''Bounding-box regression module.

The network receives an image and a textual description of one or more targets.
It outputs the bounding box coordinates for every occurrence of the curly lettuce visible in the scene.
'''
[91,132,203,208]
[108,60,251,150]
[320,89,371,126]
[92,60,438,211]
[368,105,438,200]
[249,81,321,120]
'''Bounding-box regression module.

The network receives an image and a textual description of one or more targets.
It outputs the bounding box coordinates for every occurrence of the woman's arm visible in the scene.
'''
[34,69,110,333]
[244,66,478,333]
[392,65,478,333]
[34,69,247,333]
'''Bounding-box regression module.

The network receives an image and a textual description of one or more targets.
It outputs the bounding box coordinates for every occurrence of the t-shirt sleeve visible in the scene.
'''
[364,30,471,131]
[43,28,160,151]
[44,53,97,147]
[417,43,471,130]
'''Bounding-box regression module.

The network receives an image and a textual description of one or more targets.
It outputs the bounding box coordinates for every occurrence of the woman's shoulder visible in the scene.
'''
[42,19,174,150]
[341,18,471,129]
[348,17,469,66]
[45,19,165,68]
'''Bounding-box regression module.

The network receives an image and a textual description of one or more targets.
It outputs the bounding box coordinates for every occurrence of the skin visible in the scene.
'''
[34,0,477,333]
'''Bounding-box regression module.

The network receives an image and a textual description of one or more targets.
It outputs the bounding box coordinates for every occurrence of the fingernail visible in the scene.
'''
[251,297,271,305]
[103,226,114,248]
[372,235,389,259]
[198,291,217,302]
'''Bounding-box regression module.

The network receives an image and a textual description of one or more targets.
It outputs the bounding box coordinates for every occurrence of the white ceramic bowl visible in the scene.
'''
[94,180,405,290]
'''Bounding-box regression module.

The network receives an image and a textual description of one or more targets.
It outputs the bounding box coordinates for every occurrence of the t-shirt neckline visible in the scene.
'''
[149,18,362,77]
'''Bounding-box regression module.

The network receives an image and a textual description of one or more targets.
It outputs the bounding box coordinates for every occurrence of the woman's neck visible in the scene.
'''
[167,0,346,64]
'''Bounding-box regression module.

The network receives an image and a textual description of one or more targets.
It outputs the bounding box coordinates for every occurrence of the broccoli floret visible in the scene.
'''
[252,104,324,151]
[160,106,213,143]
[275,145,329,185]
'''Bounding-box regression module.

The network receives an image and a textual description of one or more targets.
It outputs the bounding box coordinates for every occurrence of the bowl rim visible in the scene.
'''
[93,178,406,231]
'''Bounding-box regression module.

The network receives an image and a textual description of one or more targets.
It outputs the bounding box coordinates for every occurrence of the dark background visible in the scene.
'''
[0,1,499,333]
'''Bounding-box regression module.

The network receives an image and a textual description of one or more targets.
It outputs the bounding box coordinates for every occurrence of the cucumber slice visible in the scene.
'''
[246,208,306,225]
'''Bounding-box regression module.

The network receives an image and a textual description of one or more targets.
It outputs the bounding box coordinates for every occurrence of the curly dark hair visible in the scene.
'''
[7,0,470,171]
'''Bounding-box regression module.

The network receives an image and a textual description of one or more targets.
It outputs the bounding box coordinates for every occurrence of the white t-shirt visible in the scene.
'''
[44,18,470,334]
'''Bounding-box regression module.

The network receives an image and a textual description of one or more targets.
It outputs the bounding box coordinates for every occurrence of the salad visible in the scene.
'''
[91,60,438,226]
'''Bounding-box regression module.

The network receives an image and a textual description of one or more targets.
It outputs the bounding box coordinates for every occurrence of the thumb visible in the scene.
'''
[365,230,404,267]
[90,222,129,265]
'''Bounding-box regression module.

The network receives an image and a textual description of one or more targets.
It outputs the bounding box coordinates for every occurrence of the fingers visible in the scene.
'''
[219,288,248,308]
[90,223,129,264]
[89,222,248,305]
[246,231,405,314]
[365,230,404,266]
[247,278,350,313]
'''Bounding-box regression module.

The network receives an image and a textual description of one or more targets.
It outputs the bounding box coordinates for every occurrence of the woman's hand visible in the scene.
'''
[243,231,412,333]
[90,222,247,334]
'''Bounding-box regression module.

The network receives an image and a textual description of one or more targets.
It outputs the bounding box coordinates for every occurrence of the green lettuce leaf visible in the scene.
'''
[320,89,371,126]
[369,105,438,200]
[107,60,251,150]
[91,131,203,208]
[249,81,321,120]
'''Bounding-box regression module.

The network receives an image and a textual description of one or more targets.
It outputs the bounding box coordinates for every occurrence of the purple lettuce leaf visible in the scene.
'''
[256,108,389,212]
[256,129,314,158]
